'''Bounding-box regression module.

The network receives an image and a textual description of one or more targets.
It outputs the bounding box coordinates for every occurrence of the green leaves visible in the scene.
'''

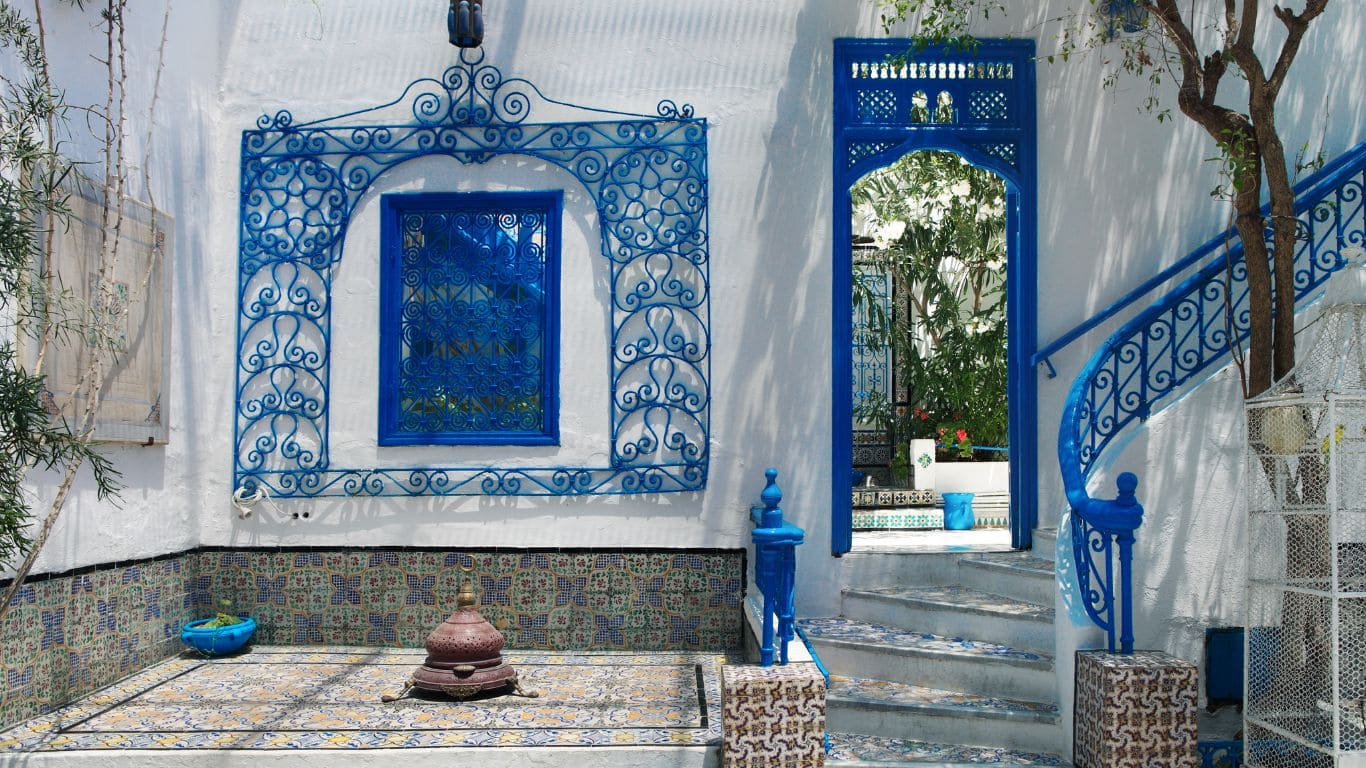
[0,344,121,566]
[851,151,1009,457]
[0,2,121,573]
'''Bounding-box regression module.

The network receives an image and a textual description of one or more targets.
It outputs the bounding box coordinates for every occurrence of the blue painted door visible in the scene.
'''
[832,38,1037,554]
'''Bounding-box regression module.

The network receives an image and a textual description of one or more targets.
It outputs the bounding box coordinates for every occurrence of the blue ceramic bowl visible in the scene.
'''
[181,616,256,655]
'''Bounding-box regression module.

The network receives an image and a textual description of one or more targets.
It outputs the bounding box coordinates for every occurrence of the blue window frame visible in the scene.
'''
[378,191,562,446]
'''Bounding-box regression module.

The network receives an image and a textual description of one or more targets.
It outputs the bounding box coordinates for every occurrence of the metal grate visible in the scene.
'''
[380,193,558,445]
[847,141,901,169]
[1245,256,1366,766]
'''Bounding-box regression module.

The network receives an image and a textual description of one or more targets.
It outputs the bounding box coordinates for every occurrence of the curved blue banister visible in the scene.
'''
[1059,142,1366,653]
[1034,142,1366,378]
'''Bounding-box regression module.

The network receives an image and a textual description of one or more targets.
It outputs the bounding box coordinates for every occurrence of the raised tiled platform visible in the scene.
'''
[0,646,724,765]
[0,547,744,733]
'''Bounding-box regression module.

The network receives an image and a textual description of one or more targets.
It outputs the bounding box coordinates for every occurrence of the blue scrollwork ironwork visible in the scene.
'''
[1058,143,1365,652]
[234,48,711,497]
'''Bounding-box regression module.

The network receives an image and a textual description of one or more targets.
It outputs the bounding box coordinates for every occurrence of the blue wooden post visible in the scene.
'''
[1113,473,1139,655]
[751,468,805,666]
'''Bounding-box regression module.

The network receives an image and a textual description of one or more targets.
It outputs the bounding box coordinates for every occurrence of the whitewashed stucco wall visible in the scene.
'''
[11,6,1366,750]
[3,0,227,580]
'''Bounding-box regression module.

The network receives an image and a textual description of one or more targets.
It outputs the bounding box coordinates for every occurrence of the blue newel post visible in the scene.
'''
[751,468,805,666]
[1088,472,1142,654]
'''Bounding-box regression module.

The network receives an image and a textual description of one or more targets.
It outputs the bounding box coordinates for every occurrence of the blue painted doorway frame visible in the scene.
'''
[831,38,1038,554]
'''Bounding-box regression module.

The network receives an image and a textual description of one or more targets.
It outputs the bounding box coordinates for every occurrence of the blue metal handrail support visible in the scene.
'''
[1056,142,1366,654]
[750,468,805,666]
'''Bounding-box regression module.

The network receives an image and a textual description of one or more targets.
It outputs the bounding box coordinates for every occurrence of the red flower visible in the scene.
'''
[955,428,968,442]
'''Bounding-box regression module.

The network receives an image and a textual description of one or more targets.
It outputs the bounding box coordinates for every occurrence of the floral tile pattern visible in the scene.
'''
[851,509,1011,531]
[828,676,1058,720]
[827,731,1070,765]
[852,509,944,530]
[0,646,725,751]
[852,489,940,509]
[204,549,744,653]
[0,548,744,732]
[0,556,194,732]
[797,617,1051,665]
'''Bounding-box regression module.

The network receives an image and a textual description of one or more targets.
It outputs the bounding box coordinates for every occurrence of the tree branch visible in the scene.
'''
[1268,0,1329,96]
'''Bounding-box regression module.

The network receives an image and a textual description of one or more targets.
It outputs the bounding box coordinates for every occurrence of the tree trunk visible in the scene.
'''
[1250,105,1299,384]
[1232,149,1276,398]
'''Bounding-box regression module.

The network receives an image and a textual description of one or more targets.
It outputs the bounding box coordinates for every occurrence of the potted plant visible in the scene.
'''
[181,598,256,655]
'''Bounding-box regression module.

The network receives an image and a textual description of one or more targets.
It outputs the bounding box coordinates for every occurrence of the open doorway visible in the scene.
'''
[832,38,1036,554]
[850,151,1009,543]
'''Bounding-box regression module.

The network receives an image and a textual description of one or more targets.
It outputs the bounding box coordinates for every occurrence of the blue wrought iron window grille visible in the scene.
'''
[233,48,711,498]
[378,191,561,447]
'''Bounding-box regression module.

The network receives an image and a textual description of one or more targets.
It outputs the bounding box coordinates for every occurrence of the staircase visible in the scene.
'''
[802,527,1071,766]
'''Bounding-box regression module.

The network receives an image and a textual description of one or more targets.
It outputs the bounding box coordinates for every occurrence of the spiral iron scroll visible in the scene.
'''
[234,52,711,497]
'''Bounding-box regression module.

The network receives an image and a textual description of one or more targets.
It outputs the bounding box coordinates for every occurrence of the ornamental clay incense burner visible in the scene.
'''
[382,564,537,702]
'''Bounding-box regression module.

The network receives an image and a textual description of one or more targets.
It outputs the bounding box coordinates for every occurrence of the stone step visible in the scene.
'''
[826,676,1062,755]
[841,585,1054,653]
[1032,527,1058,562]
[958,552,1056,606]
[798,617,1055,702]
[826,731,1071,766]
[838,551,966,591]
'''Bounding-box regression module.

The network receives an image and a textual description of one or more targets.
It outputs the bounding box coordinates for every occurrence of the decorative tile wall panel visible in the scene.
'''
[0,556,195,731]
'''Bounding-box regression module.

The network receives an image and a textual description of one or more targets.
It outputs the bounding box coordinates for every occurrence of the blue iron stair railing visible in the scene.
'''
[750,468,805,666]
[1054,142,1365,653]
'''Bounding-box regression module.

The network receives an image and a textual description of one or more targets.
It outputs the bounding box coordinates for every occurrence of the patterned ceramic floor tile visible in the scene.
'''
[857,585,1054,621]
[798,617,1051,664]
[828,676,1058,718]
[828,731,1071,765]
[0,647,725,752]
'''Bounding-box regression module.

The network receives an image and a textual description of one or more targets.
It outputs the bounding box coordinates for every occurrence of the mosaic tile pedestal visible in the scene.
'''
[1074,650,1198,768]
[721,662,825,768]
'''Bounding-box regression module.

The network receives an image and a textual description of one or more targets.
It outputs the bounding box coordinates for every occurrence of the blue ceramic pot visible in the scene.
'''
[181,616,256,655]
[942,492,976,530]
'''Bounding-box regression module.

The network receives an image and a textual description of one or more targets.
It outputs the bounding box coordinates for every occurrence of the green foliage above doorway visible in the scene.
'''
[851,150,1007,459]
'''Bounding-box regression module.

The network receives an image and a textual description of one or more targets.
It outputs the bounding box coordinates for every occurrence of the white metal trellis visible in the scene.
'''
[1245,250,1366,768]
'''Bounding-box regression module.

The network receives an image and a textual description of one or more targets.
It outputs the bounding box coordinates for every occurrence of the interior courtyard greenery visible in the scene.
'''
[852,150,1008,462]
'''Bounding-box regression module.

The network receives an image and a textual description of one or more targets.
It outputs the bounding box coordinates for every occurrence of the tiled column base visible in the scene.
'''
[1074,650,1198,768]
[722,662,826,768]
